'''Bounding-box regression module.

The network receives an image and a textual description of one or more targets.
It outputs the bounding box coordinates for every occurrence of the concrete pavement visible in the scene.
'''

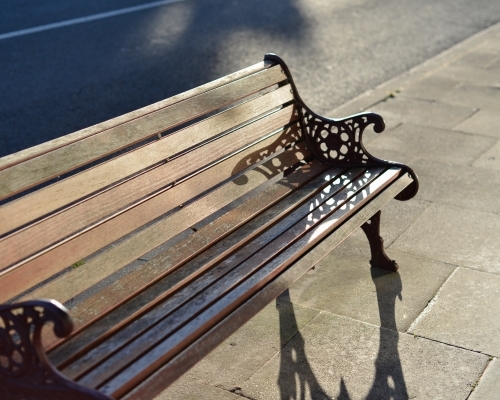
[157,21,500,400]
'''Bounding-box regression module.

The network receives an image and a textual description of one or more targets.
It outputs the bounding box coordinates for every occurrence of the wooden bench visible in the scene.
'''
[0,54,418,400]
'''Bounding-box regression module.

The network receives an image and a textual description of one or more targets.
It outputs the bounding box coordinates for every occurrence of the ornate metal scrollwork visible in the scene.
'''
[0,300,110,400]
[264,53,419,201]
[300,108,385,166]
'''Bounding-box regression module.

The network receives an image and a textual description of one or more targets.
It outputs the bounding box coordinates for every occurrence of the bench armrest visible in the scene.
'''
[300,109,419,200]
[264,53,419,201]
[0,300,111,400]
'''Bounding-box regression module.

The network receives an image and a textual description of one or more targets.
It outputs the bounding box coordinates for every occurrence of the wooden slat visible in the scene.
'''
[22,140,310,307]
[0,85,294,237]
[122,172,414,400]
[49,164,341,369]
[60,167,359,379]
[0,65,286,201]
[0,105,297,274]
[0,62,271,172]
[68,169,372,382]
[79,169,401,393]
[0,123,303,303]
[44,158,325,356]
[97,169,402,397]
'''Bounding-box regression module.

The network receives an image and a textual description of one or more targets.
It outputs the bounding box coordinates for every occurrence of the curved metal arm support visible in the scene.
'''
[264,53,419,200]
[0,300,111,400]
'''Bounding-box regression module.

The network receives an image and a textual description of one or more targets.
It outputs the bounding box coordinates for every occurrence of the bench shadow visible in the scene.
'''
[277,290,331,400]
[276,268,408,399]
[230,124,304,188]
[365,268,408,400]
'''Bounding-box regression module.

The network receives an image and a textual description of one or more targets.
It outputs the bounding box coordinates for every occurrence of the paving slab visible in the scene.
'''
[433,64,500,87]
[454,51,500,68]
[409,268,500,357]
[172,298,319,391]
[469,358,500,400]
[488,58,500,72]
[366,123,496,166]
[477,37,500,55]
[473,139,500,171]
[439,83,500,110]
[392,204,500,274]
[410,158,500,214]
[453,108,500,138]
[154,380,240,400]
[286,239,455,332]
[370,97,476,130]
[239,312,488,400]
[400,75,460,102]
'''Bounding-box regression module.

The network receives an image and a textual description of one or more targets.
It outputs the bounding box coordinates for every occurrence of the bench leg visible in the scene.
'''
[360,211,398,272]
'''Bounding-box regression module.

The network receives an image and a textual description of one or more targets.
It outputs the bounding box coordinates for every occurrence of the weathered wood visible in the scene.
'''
[0,124,303,303]
[24,138,308,310]
[23,139,309,303]
[0,104,297,278]
[72,169,381,385]
[50,163,338,372]
[0,84,293,237]
[0,61,271,173]
[122,172,414,400]
[45,159,327,360]
[0,65,285,201]
[83,169,401,395]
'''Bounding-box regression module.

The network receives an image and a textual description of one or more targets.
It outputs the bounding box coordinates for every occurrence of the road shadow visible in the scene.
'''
[276,268,408,399]
[0,0,308,156]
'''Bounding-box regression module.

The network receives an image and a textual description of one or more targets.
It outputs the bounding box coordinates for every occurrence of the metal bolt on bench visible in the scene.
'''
[0,54,418,399]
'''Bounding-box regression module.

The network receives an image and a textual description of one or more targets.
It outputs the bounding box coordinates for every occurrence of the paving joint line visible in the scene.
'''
[384,202,433,248]
[450,128,498,141]
[384,247,460,271]
[409,332,496,359]
[218,385,256,400]
[387,121,484,136]
[452,264,500,277]
[407,267,458,333]
[388,249,500,277]
[229,390,257,400]
[465,358,495,400]
[424,200,500,217]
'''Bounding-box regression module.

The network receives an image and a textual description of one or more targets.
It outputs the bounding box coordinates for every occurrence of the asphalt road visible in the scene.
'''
[1,0,500,157]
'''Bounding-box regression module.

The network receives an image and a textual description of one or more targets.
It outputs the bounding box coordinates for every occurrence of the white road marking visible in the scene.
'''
[0,0,186,41]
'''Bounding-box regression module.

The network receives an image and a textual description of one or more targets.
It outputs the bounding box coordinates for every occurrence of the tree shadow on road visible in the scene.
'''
[0,0,308,156]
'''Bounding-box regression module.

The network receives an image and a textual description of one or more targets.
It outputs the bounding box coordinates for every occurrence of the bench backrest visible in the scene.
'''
[0,61,308,310]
